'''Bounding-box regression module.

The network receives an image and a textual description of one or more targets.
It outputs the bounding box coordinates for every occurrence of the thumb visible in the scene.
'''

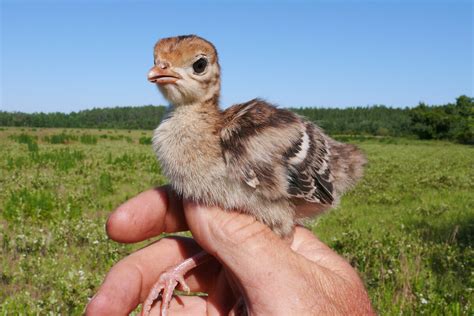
[183,201,306,310]
[183,200,284,268]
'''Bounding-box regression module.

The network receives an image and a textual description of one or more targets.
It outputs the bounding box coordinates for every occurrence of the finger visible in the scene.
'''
[291,227,365,284]
[150,296,208,316]
[183,202,309,313]
[206,267,237,316]
[291,226,331,256]
[147,269,236,316]
[107,186,187,243]
[183,201,292,269]
[148,293,234,316]
[184,204,373,315]
[86,237,220,316]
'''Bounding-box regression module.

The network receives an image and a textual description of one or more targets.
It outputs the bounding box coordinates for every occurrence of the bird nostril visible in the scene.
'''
[159,62,169,69]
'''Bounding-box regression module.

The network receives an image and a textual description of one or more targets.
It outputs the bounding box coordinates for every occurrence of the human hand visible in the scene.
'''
[86,186,374,315]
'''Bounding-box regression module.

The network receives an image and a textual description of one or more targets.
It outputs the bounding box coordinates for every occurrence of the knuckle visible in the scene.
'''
[214,211,270,246]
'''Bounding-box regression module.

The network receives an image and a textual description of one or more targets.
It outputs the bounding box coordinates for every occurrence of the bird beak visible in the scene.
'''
[147,66,181,85]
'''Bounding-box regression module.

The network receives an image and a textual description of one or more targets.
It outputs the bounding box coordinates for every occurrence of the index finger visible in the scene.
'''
[85,237,222,316]
[107,185,188,243]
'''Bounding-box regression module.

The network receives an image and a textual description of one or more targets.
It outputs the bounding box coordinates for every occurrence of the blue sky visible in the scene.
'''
[1,0,472,113]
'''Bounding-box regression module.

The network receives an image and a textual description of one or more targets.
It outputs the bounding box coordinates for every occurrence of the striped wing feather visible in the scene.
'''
[220,99,334,205]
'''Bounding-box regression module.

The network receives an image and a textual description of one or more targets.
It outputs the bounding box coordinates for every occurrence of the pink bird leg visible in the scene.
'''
[142,250,212,316]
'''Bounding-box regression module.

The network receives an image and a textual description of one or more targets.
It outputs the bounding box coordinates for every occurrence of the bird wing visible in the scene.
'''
[220,99,334,205]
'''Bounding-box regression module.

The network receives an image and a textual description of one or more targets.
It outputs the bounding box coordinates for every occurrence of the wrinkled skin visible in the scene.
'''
[85,186,374,316]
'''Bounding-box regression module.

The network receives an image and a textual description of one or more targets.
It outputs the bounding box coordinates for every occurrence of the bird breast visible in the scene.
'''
[152,105,227,201]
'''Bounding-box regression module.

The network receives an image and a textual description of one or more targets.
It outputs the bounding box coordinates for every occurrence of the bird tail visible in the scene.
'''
[294,139,366,222]
[345,143,366,185]
[329,141,367,196]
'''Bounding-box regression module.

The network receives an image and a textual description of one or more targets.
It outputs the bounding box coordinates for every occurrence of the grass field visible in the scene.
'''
[0,127,472,315]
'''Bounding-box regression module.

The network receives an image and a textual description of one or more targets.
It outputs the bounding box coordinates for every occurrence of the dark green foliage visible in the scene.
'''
[98,172,114,194]
[112,153,134,168]
[31,149,85,171]
[27,142,39,156]
[294,105,412,136]
[44,133,78,144]
[108,134,130,141]
[9,133,37,144]
[3,189,56,222]
[139,136,152,145]
[45,149,85,171]
[79,134,98,145]
[8,133,40,158]
[0,104,411,135]
[410,95,473,144]
[0,105,167,129]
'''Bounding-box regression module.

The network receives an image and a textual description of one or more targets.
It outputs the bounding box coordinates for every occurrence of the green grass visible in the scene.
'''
[313,140,473,315]
[0,127,472,315]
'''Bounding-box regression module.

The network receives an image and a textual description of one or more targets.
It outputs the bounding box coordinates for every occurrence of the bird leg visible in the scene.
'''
[142,250,212,316]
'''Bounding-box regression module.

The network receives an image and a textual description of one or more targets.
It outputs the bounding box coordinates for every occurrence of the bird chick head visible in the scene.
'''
[148,35,220,106]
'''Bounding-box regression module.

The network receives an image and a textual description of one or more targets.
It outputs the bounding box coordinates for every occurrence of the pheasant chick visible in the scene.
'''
[144,35,366,316]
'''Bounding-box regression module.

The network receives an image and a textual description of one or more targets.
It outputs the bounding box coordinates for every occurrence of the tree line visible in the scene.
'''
[0,105,167,130]
[409,95,472,144]
[1,95,472,144]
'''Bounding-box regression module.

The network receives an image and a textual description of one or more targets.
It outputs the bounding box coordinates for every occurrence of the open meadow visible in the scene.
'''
[0,127,472,315]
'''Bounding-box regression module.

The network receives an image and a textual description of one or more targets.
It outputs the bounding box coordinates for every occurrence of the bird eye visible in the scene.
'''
[192,58,208,74]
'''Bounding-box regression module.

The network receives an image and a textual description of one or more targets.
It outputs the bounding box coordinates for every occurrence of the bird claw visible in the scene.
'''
[142,270,191,316]
[141,251,211,316]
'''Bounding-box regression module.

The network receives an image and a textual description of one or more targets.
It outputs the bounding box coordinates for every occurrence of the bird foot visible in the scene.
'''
[142,268,190,316]
[141,251,211,316]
